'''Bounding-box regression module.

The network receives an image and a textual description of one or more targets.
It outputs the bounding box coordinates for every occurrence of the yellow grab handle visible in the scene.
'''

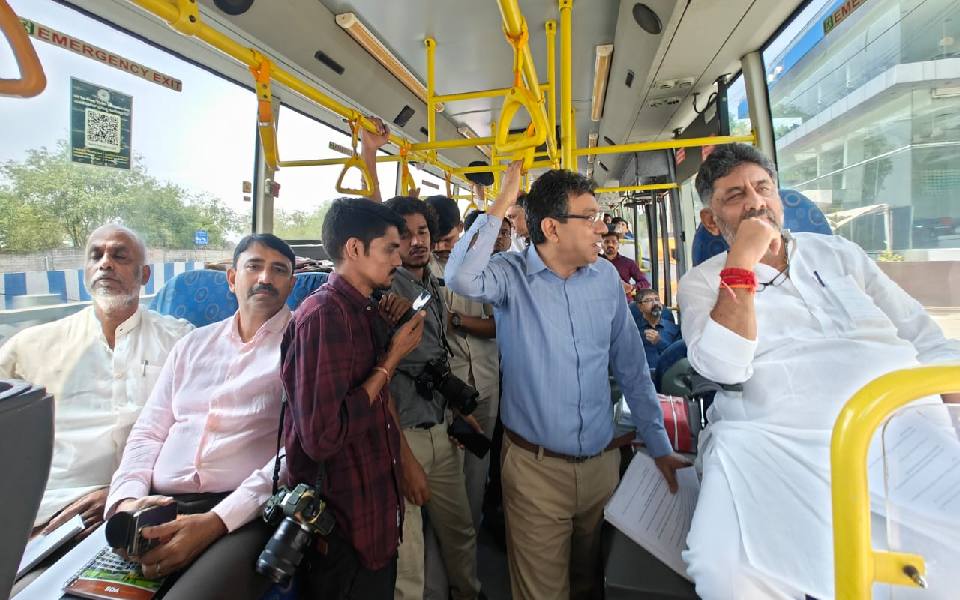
[399,157,417,196]
[495,86,547,155]
[0,0,46,97]
[335,155,374,197]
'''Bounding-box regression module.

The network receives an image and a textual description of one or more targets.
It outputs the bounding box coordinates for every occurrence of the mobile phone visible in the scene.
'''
[396,291,432,327]
[448,416,491,458]
[106,501,178,556]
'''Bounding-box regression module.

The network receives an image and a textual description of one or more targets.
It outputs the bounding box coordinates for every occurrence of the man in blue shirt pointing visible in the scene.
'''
[446,161,689,600]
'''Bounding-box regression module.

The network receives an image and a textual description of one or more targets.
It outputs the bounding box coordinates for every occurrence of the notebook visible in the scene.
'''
[17,515,84,578]
[62,547,164,600]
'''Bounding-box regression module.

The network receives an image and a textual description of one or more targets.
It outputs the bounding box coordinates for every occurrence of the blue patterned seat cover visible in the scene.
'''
[150,270,329,328]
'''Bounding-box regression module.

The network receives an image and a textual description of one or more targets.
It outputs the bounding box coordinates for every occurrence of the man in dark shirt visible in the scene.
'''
[281,197,426,599]
[601,227,649,301]
[382,196,482,600]
[632,288,681,377]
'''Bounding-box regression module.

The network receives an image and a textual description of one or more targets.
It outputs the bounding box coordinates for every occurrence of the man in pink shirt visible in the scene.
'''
[104,233,297,599]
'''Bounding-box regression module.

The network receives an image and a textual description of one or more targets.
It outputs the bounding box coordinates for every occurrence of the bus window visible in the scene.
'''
[271,105,397,240]
[725,74,753,137]
[765,0,960,338]
[0,0,256,339]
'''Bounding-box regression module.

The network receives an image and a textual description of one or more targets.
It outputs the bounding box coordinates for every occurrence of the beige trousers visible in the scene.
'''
[395,424,481,600]
[501,434,620,600]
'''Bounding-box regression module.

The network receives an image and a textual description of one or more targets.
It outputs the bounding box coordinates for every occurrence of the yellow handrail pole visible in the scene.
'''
[575,134,756,158]
[278,154,403,168]
[433,84,552,104]
[412,135,523,152]
[128,0,474,185]
[425,38,437,148]
[595,183,678,194]
[559,0,574,169]
[832,365,960,598]
[454,159,553,176]
[545,19,558,163]
[0,0,46,97]
[497,0,556,160]
[490,119,500,201]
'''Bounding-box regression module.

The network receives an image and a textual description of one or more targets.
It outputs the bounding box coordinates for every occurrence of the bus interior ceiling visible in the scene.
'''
[65,0,802,197]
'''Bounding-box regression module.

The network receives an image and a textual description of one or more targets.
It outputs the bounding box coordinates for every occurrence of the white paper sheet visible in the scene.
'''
[16,514,84,579]
[604,452,700,580]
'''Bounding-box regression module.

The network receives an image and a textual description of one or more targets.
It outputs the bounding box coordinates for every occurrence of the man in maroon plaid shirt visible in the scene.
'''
[281,182,427,596]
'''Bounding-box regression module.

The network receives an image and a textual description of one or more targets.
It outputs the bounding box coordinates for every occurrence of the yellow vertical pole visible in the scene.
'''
[490,119,500,203]
[546,19,558,165]
[425,38,437,148]
[570,106,578,172]
[559,0,574,170]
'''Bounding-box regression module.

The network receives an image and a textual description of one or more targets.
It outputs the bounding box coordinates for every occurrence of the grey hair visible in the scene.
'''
[694,143,777,205]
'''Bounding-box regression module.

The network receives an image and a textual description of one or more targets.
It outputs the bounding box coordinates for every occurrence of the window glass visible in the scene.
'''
[272,106,397,240]
[0,0,255,333]
[725,74,753,136]
[764,0,960,332]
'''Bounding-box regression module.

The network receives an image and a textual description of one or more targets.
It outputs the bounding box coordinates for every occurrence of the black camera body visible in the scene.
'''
[256,483,336,586]
[105,502,177,557]
[415,358,479,415]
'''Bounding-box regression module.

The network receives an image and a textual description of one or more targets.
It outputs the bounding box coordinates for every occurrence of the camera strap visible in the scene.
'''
[272,388,327,497]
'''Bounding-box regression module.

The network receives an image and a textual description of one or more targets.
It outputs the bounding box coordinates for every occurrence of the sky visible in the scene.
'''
[0,0,454,227]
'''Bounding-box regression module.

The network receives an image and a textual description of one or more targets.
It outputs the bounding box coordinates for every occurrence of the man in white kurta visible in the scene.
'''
[678,144,960,600]
[0,225,191,534]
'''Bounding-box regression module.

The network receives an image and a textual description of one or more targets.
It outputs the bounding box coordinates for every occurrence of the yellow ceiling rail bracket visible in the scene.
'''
[335,117,374,197]
[172,0,201,37]
[831,365,960,599]
[249,51,279,170]
[0,0,46,97]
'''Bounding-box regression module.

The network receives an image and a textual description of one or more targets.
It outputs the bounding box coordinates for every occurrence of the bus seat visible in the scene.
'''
[0,380,53,599]
[658,356,691,398]
[602,522,698,599]
[654,340,688,393]
[150,270,329,328]
[691,188,832,267]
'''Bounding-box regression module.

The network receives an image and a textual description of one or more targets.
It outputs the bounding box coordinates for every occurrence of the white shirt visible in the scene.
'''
[509,232,528,253]
[678,232,960,598]
[107,307,290,532]
[0,306,192,525]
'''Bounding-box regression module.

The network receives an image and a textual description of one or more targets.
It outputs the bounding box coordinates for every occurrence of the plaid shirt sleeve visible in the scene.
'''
[281,305,382,463]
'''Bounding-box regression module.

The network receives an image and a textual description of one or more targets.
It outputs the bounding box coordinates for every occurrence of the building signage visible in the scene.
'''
[822,0,868,36]
[21,17,182,92]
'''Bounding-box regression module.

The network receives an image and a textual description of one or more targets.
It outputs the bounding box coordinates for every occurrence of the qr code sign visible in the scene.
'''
[84,108,121,153]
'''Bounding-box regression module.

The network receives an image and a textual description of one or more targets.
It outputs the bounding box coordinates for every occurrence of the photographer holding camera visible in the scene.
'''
[281,197,425,599]
[382,196,483,600]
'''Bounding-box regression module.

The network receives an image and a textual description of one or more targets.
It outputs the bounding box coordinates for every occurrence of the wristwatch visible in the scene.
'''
[450,313,462,330]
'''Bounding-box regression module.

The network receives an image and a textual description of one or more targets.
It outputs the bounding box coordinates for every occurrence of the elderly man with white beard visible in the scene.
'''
[0,224,192,561]
[678,144,960,599]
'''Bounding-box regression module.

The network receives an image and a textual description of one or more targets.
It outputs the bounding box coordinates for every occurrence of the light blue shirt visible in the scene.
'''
[446,214,671,457]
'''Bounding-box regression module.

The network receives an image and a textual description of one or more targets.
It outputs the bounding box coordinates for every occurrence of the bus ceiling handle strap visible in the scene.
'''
[249,53,279,169]
[0,0,46,98]
[399,149,417,196]
[495,86,547,155]
[335,154,374,197]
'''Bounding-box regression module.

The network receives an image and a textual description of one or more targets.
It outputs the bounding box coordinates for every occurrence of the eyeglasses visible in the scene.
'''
[757,265,790,292]
[555,212,603,223]
[639,298,659,304]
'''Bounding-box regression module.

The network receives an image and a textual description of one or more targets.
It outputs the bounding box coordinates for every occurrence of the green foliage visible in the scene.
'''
[274,203,331,241]
[0,141,243,252]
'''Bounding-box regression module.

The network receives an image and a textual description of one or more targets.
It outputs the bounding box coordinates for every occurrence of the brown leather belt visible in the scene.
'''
[505,428,605,463]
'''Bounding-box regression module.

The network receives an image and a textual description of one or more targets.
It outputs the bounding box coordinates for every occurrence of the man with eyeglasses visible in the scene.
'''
[632,288,680,379]
[679,144,960,599]
[446,162,689,600]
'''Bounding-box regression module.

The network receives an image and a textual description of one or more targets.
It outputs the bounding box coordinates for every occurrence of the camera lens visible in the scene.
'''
[438,372,479,415]
[256,518,314,585]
